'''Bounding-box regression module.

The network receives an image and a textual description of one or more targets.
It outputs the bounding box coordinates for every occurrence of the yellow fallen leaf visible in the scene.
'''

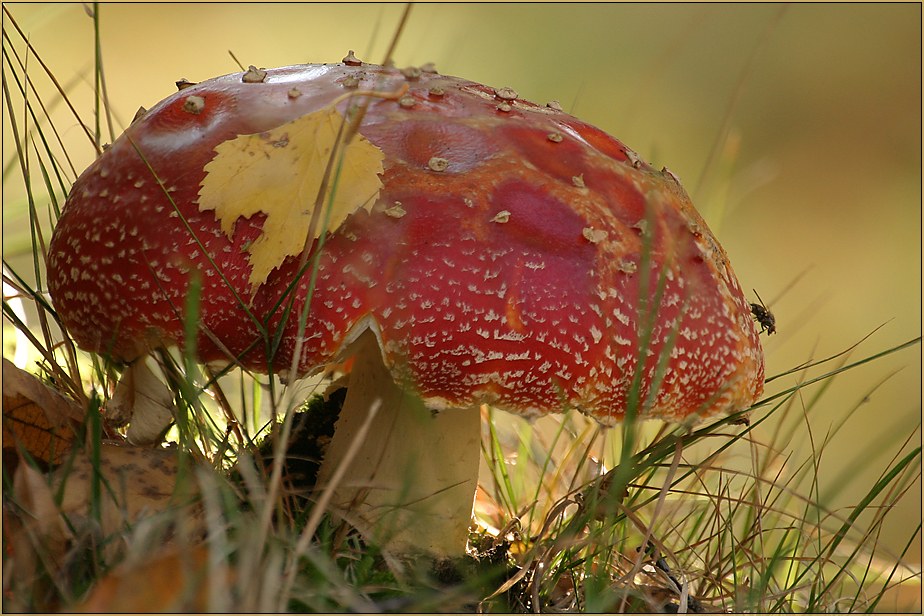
[198,105,385,286]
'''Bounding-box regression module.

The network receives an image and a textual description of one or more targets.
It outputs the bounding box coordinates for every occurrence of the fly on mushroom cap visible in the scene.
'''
[47,60,764,557]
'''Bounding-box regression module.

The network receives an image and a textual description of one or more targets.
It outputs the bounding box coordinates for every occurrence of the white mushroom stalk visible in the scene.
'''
[315,329,481,557]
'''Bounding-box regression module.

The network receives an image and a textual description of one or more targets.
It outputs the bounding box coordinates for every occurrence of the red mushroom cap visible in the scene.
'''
[47,61,764,423]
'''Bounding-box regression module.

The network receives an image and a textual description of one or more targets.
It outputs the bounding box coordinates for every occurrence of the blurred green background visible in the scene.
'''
[3,4,920,563]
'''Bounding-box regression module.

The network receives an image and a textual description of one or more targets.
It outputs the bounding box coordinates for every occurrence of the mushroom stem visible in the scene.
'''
[314,329,481,558]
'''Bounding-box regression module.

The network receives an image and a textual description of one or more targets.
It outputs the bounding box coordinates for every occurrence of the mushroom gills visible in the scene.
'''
[314,329,481,557]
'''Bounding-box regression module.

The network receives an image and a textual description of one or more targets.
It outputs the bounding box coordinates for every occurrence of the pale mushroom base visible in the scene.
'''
[314,330,482,558]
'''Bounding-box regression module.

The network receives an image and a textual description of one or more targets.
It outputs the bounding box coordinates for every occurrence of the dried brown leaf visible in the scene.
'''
[9,442,202,565]
[2,358,84,467]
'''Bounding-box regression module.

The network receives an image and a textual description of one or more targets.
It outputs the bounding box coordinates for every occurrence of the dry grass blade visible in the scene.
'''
[278,398,382,609]
[1,5,100,154]
[2,270,86,404]
[1,39,82,183]
[692,5,786,202]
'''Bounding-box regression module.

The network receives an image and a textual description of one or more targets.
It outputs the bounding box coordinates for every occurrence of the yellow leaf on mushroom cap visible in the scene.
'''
[197,105,385,287]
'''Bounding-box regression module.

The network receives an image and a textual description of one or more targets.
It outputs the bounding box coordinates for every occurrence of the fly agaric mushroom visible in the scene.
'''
[47,58,764,557]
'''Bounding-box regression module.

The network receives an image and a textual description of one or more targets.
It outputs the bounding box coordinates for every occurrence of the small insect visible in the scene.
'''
[750,289,776,336]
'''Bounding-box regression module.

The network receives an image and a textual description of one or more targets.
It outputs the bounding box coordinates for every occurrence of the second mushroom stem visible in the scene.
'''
[314,329,482,558]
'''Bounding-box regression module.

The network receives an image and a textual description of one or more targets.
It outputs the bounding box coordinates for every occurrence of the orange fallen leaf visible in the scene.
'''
[197,105,384,286]
[71,545,233,613]
[2,358,84,468]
